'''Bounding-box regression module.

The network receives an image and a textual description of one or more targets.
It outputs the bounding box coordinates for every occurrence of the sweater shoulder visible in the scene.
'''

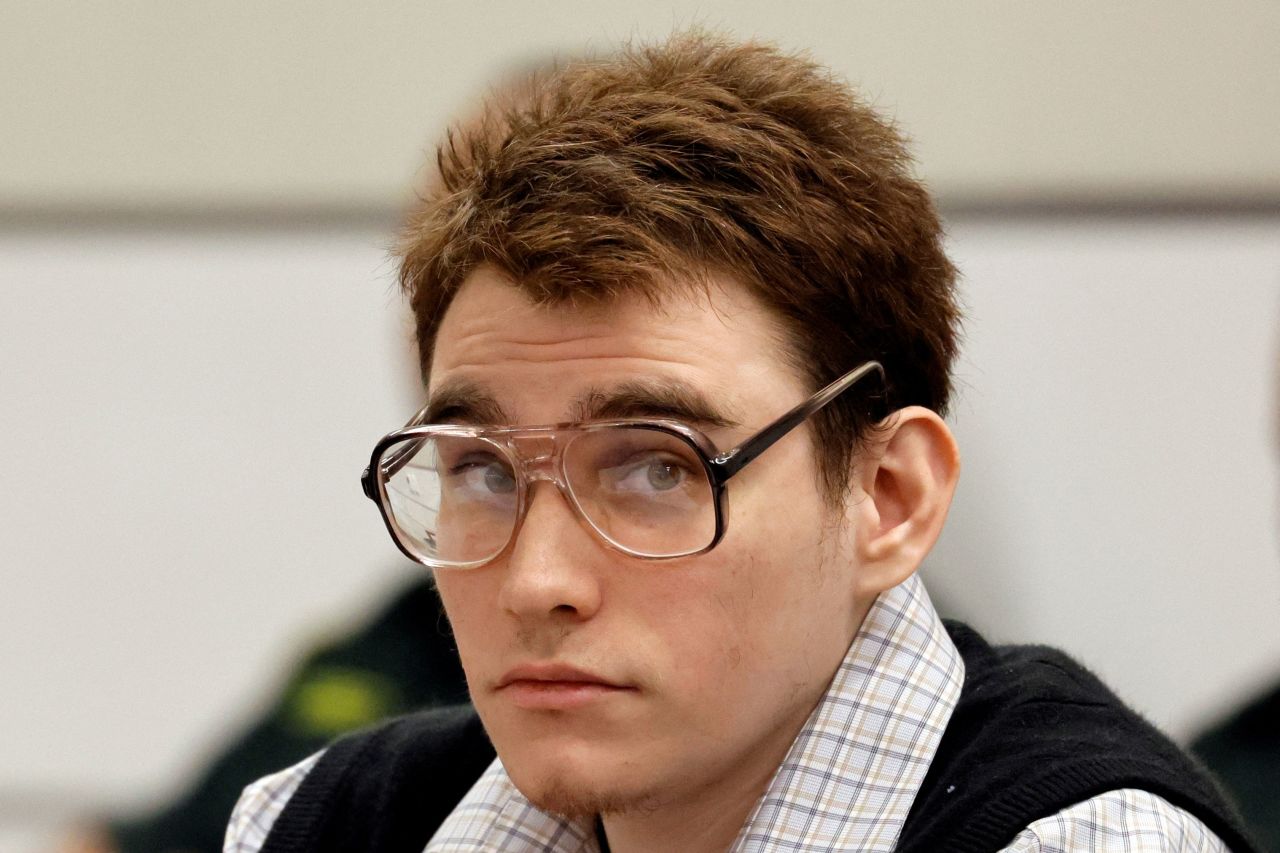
[943,619,1124,713]
[899,621,1259,853]
[260,705,495,853]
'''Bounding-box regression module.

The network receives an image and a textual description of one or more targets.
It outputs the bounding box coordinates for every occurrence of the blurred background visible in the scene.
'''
[2,1,1278,850]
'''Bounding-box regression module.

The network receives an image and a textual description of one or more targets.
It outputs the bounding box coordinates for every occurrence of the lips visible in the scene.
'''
[495,662,634,710]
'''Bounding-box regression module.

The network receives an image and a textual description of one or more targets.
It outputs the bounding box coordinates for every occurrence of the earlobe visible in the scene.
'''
[853,407,960,598]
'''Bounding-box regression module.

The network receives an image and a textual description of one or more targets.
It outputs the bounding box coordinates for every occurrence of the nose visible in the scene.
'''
[496,481,604,624]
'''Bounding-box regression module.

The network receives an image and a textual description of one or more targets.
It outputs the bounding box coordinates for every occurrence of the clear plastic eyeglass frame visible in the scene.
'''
[361,360,886,569]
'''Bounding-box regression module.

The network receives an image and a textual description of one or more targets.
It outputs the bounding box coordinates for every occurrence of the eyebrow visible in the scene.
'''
[423,377,739,428]
[570,380,740,428]
[423,380,511,425]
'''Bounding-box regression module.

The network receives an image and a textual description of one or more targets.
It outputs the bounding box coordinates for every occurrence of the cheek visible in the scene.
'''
[648,548,825,701]
[691,471,857,678]
[656,564,757,675]
[638,560,836,746]
[629,576,755,742]
[431,574,498,666]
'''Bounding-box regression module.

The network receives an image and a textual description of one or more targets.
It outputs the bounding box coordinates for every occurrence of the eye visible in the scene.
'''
[613,454,692,494]
[483,463,517,494]
[643,458,684,491]
[448,454,516,496]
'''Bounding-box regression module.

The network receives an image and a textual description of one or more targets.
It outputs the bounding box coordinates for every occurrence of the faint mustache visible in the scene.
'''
[515,621,575,650]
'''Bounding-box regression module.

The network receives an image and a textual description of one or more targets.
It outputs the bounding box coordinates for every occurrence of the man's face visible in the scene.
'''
[428,266,873,816]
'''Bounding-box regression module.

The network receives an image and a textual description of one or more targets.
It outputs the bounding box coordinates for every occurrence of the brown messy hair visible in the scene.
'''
[398,32,960,502]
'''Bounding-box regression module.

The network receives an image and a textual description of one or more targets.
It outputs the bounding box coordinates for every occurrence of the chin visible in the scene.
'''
[502,743,664,818]
[514,772,663,819]
[519,778,627,819]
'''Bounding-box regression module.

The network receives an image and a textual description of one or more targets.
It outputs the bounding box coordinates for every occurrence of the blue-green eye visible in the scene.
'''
[448,454,516,497]
[607,453,692,495]
[483,463,517,494]
[644,459,684,491]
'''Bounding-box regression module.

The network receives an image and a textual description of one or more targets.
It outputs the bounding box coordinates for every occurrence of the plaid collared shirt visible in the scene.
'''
[226,575,1229,852]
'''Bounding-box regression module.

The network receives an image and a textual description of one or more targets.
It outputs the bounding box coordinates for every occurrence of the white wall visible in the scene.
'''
[2,217,1277,835]
[926,216,1280,735]
[3,1,1278,209]
[0,227,421,820]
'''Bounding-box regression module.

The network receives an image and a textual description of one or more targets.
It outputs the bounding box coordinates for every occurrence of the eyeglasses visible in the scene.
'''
[362,361,885,569]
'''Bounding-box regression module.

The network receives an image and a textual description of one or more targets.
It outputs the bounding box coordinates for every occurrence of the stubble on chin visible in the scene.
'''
[520,776,665,821]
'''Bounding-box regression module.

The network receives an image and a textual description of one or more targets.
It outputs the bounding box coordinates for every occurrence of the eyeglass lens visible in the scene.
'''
[379,427,716,567]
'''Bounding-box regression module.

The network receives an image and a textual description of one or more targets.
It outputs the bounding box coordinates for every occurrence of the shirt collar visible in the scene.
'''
[427,574,963,852]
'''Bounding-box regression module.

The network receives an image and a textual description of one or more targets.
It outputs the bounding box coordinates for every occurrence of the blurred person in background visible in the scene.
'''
[1195,687,1280,853]
[224,33,1258,852]
[1190,342,1280,851]
[59,574,466,853]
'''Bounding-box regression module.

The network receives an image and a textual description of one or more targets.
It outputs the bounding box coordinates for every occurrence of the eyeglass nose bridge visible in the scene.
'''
[506,432,574,494]
[500,432,602,555]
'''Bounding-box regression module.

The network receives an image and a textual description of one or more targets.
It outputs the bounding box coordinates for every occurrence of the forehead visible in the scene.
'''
[427,266,804,424]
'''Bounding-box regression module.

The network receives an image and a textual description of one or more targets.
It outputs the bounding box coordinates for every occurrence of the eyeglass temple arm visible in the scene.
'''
[361,400,436,500]
[709,361,886,482]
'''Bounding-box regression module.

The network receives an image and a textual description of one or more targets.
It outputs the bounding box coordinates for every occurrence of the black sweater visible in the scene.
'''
[261,621,1258,852]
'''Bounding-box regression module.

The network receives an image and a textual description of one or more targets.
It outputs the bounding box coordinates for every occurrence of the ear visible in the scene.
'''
[850,406,960,600]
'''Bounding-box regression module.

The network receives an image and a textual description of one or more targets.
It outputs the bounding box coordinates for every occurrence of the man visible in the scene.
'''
[226,33,1256,852]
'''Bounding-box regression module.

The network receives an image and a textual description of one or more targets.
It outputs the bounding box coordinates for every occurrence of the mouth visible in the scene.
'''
[495,662,635,711]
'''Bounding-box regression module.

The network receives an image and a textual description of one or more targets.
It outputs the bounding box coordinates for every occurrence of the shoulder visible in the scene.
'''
[1001,789,1232,852]
[223,751,323,853]
[945,620,1118,704]
[939,623,1179,774]
[901,624,1258,851]
[223,706,495,853]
